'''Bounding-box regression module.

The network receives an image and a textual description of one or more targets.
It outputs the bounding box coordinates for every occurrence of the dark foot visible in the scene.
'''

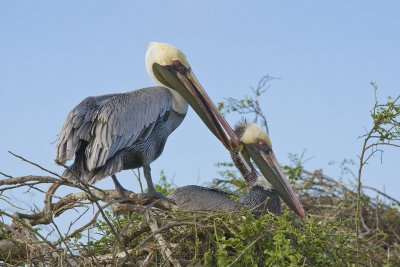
[115,186,134,199]
[111,174,132,198]
[141,165,165,199]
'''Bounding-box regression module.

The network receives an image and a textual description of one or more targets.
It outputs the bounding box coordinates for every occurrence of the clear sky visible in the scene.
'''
[1,1,399,211]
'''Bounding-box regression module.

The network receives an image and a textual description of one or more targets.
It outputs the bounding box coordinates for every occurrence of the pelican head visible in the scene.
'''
[237,123,272,148]
[145,42,238,150]
[235,122,306,219]
[146,42,190,82]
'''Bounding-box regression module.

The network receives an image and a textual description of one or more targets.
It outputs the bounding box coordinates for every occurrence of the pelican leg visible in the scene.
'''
[111,174,130,198]
[143,165,164,198]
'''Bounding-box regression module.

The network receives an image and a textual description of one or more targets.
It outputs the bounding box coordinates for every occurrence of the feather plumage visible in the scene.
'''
[55,86,184,184]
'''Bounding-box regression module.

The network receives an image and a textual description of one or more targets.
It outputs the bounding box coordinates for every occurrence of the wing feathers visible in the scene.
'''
[56,87,173,173]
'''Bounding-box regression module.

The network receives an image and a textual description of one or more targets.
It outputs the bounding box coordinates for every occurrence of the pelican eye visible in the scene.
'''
[171,60,188,74]
[256,138,272,153]
[258,139,267,146]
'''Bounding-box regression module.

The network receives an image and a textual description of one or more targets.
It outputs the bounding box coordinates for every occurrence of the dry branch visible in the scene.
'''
[1,162,399,266]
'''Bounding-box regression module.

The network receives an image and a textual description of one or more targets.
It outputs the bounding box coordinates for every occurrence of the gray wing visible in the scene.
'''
[56,86,173,171]
[168,185,243,211]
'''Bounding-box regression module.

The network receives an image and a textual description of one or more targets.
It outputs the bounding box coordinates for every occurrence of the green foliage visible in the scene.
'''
[79,172,399,266]
[78,209,146,256]
[218,97,253,116]
[282,153,305,183]
[370,82,400,141]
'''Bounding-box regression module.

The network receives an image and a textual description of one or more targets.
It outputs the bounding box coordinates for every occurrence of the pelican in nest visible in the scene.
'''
[169,122,289,216]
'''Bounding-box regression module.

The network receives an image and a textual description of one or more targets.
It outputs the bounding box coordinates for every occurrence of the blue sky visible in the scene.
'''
[1,1,399,211]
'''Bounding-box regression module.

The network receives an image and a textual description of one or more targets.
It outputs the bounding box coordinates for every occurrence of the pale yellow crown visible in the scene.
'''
[145,42,190,114]
[240,123,272,148]
[145,42,190,81]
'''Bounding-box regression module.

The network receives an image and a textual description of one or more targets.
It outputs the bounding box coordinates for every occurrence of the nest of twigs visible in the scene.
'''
[1,159,399,266]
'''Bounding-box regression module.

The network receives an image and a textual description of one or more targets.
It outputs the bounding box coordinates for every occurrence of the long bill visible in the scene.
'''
[152,62,239,150]
[243,144,306,219]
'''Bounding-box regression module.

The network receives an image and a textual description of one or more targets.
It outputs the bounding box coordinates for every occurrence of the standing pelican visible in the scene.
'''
[55,42,201,197]
[169,122,282,215]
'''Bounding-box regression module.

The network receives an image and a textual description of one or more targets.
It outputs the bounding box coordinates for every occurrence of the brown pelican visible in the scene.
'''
[169,122,282,215]
[145,43,305,218]
[55,42,195,197]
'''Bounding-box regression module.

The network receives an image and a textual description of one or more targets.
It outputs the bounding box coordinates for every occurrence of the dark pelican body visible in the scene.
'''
[169,185,281,215]
[56,86,185,194]
[168,122,282,216]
